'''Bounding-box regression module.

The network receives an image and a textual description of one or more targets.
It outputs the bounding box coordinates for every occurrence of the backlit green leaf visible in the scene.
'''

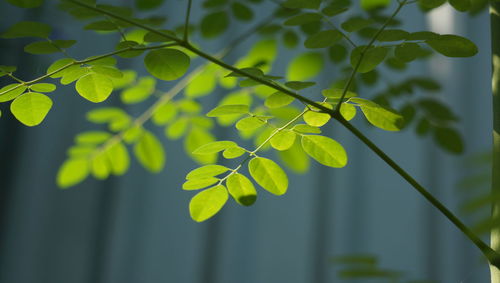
[304,110,331,127]
[287,52,323,81]
[76,73,114,103]
[30,83,56,93]
[248,157,288,195]
[166,117,188,139]
[301,135,347,168]
[351,98,403,131]
[207,104,249,117]
[75,131,111,145]
[285,81,316,90]
[270,130,296,151]
[121,77,155,104]
[278,139,310,173]
[11,92,52,126]
[134,131,165,172]
[265,91,294,108]
[227,173,257,206]
[144,49,190,80]
[292,124,321,134]
[193,141,237,154]
[183,177,219,190]
[91,152,110,180]
[185,128,217,164]
[57,158,89,188]
[284,13,322,26]
[186,165,229,180]
[0,84,27,102]
[24,40,76,54]
[7,0,43,8]
[361,0,391,10]
[223,147,246,159]
[235,116,265,131]
[105,142,130,175]
[340,103,357,121]
[189,185,228,222]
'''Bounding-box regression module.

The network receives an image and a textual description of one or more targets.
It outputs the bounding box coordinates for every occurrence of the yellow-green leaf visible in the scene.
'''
[144,49,190,80]
[270,130,296,151]
[186,164,229,180]
[301,135,347,168]
[10,92,52,126]
[76,73,114,103]
[189,185,228,222]
[227,173,257,206]
[134,131,165,172]
[57,159,89,188]
[248,157,288,195]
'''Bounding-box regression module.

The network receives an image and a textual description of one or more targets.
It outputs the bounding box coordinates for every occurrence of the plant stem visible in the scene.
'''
[333,113,500,268]
[183,0,193,41]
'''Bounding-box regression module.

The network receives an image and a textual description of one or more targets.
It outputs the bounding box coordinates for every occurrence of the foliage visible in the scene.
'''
[1,0,498,277]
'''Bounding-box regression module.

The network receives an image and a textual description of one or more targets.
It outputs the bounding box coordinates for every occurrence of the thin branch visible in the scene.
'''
[183,0,193,41]
[321,14,357,48]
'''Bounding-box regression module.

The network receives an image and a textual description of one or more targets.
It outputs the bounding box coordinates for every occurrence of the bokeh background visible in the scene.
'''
[0,0,494,282]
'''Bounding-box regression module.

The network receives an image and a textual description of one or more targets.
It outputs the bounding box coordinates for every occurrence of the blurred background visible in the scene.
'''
[0,0,494,282]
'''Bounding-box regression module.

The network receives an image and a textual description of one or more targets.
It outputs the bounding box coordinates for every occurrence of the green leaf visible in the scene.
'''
[121,77,155,104]
[283,30,299,48]
[75,131,111,145]
[76,73,114,103]
[223,147,246,159]
[24,40,76,54]
[91,65,123,78]
[57,159,89,188]
[106,142,130,175]
[340,103,357,121]
[351,98,403,131]
[84,20,119,31]
[201,11,229,38]
[30,83,56,93]
[185,67,217,98]
[301,135,347,168]
[186,165,229,180]
[0,84,27,102]
[305,30,343,49]
[270,130,296,151]
[282,0,321,9]
[90,152,110,180]
[322,88,357,99]
[185,128,217,164]
[6,0,43,8]
[292,124,321,134]
[189,185,228,222]
[143,29,176,42]
[265,91,294,108]
[152,102,177,125]
[46,58,75,78]
[193,141,237,154]
[287,52,323,81]
[350,46,389,73]
[284,13,322,26]
[341,17,373,32]
[426,34,478,57]
[248,157,288,195]
[2,21,51,38]
[329,44,348,63]
[134,131,165,172]
[304,110,331,127]
[135,0,163,10]
[231,2,253,21]
[285,81,316,90]
[166,117,188,139]
[449,0,471,11]
[183,177,220,190]
[207,104,249,117]
[433,127,464,154]
[144,49,190,80]
[10,92,52,126]
[361,0,391,10]
[394,43,423,62]
[377,29,409,42]
[227,173,257,206]
[235,116,265,131]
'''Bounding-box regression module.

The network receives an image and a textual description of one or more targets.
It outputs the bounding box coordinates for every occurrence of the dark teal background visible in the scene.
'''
[0,1,494,282]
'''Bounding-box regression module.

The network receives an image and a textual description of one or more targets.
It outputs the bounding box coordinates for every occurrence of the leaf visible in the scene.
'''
[193,141,237,154]
[183,177,220,190]
[322,88,357,99]
[248,157,288,195]
[361,0,391,10]
[377,29,409,42]
[235,116,265,131]
[6,0,43,8]
[91,152,110,180]
[282,0,321,9]
[185,128,217,164]
[0,84,27,102]
[394,43,422,62]
[144,49,190,80]
[134,131,165,172]
[152,102,177,125]
[304,110,330,127]
[121,77,156,104]
[301,135,347,168]
[292,124,321,134]
[304,30,343,49]
[449,0,471,11]
[30,83,56,93]
[76,73,114,103]
[350,46,389,73]
[227,173,257,206]
[166,117,188,139]
[106,142,130,175]
[434,127,464,154]
[206,104,249,117]
[270,130,296,151]
[340,103,357,121]
[231,2,253,21]
[201,11,229,38]
[287,52,323,81]
[341,17,373,32]
[328,44,348,63]
[351,98,403,131]
[57,159,89,188]
[285,81,316,90]
[10,92,52,126]
[189,185,228,222]
[2,21,51,38]
[265,92,294,108]
[91,65,123,78]
[283,30,299,48]
[426,34,478,57]
[284,13,322,26]
[186,165,229,180]
[24,40,76,54]
[46,58,75,78]
[223,147,246,159]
